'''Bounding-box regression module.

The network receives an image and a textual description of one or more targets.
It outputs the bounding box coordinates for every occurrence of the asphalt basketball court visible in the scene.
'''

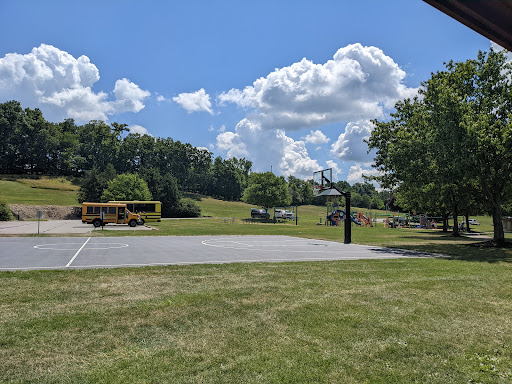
[0,235,435,271]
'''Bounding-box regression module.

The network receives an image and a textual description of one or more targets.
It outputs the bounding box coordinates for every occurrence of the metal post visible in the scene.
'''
[36,210,42,234]
[344,193,351,244]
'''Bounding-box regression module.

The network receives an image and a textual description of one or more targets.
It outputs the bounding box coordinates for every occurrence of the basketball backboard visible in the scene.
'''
[312,168,333,197]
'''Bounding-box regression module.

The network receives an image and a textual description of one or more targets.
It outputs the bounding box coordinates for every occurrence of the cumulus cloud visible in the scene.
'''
[331,120,375,162]
[218,43,417,131]
[304,130,330,144]
[216,119,319,179]
[215,43,416,176]
[173,88,213,114]
[0,44,150,122]
[128,124,152,136]
[347,164,380,184]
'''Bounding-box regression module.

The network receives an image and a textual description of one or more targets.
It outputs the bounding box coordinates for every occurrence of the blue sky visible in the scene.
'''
[0,0,493,183]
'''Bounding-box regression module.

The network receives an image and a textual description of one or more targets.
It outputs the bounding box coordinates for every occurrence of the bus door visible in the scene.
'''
[117,207,125,224]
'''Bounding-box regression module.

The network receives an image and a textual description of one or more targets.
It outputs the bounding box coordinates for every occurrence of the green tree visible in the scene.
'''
[211,157,245,200]
[77,164,117,203]
[242,172,291,209]
[140,168,181,217]
[368,49,512,242]
[288,176,313,205]
[0,201,13,221]
[464,50,512,242]
[101,173,152,202]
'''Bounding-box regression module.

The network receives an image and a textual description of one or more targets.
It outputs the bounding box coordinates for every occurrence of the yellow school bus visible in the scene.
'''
[109,201,161,223]
[82,202,141,227]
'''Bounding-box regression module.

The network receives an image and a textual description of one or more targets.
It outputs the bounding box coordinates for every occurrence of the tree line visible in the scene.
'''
[367,49,512,243]
[0,99,389,215]
[0,100,252,201]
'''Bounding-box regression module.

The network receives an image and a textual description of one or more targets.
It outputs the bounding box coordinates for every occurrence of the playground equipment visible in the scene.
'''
[357,212,373,227]
[313,168,352,244]
[327,206,362,226]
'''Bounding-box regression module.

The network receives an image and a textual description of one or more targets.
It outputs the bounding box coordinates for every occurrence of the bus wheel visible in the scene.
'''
[129,219,137,227]
[93,219,102,227]
[138,219,145,225]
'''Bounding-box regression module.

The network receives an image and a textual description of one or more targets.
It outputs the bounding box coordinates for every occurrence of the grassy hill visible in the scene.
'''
[0,177,79,206]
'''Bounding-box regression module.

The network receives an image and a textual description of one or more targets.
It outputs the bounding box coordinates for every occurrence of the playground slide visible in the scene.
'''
[339,210,362,225]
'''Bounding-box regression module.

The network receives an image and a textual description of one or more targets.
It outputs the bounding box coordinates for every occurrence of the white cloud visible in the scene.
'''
[0,44,150,122]
[215,43,416,175]
[347,164,380,184]
[491,41,512,63]
[128,124,152,136]
[304,130,330,144]
[331,120,375,162]
[173,88,213,114]
[113,78,151,113]
[218,43,417,131]
[156,94,171,102]
[216,119,319,179]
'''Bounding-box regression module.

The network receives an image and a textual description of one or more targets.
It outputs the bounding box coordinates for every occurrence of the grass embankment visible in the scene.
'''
[1,259,511,383]
[0,177,79,206]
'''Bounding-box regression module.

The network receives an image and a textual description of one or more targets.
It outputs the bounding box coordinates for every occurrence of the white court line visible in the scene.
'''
[66,237,91,267]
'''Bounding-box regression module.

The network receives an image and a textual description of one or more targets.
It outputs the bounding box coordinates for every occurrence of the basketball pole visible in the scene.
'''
[344,192,351,244]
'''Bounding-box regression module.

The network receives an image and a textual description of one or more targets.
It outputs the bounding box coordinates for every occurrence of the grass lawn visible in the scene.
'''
[1,259,511,383]
[2,190,512,382]
[0,180,79,206]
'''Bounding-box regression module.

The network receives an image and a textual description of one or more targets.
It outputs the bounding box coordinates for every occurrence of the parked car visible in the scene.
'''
[275,209,295,220]
[251,208,270,219]
[283,210,295,219]
[468,219,480,225]
[275,209,286,219]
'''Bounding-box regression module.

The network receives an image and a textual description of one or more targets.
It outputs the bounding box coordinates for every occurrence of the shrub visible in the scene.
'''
[0,201,13,221]
[172,198,201,218]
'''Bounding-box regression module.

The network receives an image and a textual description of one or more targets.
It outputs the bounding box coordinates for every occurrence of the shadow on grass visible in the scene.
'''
[382,242,512,263]
[397,230,485,242]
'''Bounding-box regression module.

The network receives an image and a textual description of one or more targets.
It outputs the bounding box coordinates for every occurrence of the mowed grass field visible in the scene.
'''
[2,182,512,382]
[0,177,79,206]
[1,259,511,383]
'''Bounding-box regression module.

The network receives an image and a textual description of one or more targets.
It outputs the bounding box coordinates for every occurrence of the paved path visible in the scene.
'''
[0,235,437,271]
[0,220,153,235]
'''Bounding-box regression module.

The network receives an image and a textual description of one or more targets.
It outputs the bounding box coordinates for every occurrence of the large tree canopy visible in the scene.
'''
[242,172,291,209]
[368,49,512,243]
[101,173,152,202]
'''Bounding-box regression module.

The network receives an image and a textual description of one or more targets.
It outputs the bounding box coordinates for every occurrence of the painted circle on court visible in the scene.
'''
[201,238,330,252]
[34,243,129,251]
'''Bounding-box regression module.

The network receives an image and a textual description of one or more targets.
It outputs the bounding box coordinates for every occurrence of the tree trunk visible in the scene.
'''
[442,213,448,232]
[452,215,460,236]
[452,203,460,237]
[492,197,505,243]
[465,211,471,233]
